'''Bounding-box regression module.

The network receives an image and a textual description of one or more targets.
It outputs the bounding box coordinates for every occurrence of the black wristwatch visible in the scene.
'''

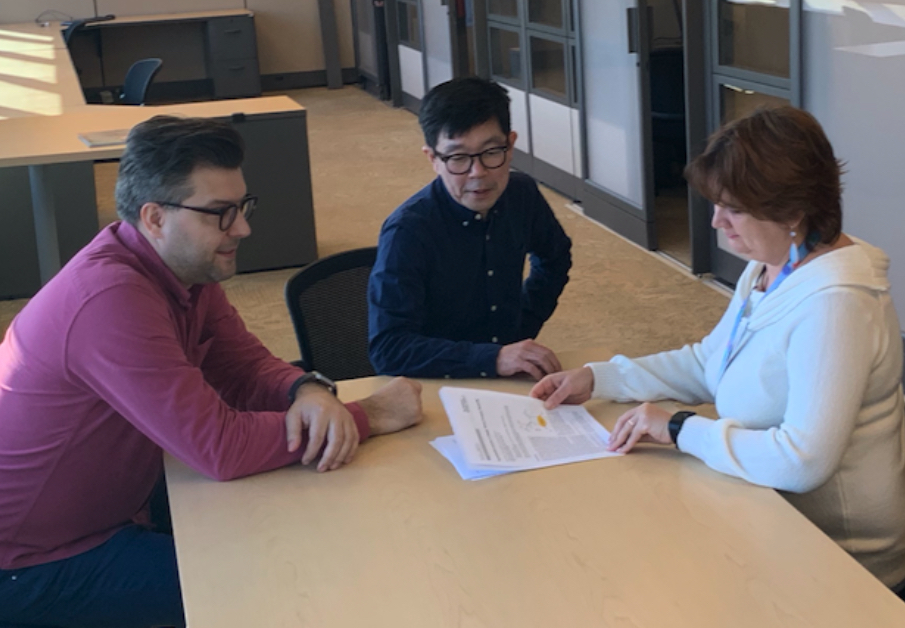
[288,371,338,402]
[668,411,696,447]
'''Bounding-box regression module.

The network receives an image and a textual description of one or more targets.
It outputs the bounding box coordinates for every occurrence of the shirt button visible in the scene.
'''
[487,270,494,277]
[490,305,497,311]
[486,234,491,241]
[462,221,469,227]
[492,336,498,343]
[474,214,482,221]
[480,372,488,377]
[444,374,451,379]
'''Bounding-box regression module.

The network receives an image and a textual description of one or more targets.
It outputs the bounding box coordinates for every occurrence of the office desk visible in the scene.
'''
[164,348,905,628]
[0,96,317,298]
[0,24,83,120]
[71,10,261,101]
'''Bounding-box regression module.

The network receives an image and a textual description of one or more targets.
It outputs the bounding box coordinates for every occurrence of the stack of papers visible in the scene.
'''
[432,387,622,481]
[78,129,130,147]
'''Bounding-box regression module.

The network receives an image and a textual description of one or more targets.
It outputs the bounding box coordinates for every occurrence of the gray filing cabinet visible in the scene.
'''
[206,16,262,99]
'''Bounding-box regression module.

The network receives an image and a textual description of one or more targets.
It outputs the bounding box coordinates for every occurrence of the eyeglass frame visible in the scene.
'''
[154,194,258,231]
[433,145,511,175]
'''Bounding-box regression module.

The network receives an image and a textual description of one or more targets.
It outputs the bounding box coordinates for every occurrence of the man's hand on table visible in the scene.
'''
[357,377,424,436]
[286,383,360,472]
[496,339,562,380]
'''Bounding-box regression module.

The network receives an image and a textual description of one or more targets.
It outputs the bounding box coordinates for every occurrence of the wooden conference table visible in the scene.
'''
[164,349,905,627]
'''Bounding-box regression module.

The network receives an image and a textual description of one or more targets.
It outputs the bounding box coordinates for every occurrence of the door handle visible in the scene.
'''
[627,7,639,54]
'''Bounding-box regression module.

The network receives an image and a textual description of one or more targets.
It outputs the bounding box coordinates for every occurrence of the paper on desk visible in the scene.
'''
[78,129,130,147]
[429,436,512,481]
[438,387,622,474]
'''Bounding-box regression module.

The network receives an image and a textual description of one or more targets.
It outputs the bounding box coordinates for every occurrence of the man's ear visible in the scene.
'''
[138,202,167,239]
[423,145,442,175]
[508,130,518,151]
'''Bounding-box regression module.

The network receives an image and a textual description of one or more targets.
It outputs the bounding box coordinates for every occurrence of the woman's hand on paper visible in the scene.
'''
[530,366,594,409]
[606,403,672,453]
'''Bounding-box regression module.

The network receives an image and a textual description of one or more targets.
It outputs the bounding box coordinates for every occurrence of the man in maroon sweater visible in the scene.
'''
[0,116,422,628]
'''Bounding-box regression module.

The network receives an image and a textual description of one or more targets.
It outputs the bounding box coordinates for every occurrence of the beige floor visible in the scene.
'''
[0,87,729,365]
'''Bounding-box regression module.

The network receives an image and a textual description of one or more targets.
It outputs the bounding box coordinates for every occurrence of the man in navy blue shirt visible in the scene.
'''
[368,77,572,379]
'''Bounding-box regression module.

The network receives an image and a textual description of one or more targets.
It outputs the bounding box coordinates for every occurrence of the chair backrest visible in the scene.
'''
[120,58,162,105]
[62,19,90,46]
[284,247,378,381]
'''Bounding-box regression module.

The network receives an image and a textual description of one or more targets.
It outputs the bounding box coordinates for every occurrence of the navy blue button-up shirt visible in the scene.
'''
[368,172,572,378]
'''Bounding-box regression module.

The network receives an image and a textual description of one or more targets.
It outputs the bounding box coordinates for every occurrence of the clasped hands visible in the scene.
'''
[530,366,673,453]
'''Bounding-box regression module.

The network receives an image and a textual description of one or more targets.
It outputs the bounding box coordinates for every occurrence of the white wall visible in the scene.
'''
[0,1,94,24]
[803,2,905,327]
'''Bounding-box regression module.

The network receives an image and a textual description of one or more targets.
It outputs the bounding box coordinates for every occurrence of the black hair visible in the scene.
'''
[115,115,245,225]
[418,76,511,149]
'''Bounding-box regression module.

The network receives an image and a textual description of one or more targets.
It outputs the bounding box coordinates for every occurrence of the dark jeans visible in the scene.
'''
[0,525,185,628]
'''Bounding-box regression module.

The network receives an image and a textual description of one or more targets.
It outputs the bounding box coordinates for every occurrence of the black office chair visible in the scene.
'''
[284,247,378,381]
[62,18,90,45]
[119,58,162,105]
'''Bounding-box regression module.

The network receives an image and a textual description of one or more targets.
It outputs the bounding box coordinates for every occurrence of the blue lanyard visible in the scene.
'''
[718,241,810,379]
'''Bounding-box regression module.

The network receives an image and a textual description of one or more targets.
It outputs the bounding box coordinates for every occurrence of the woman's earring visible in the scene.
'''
[789,229,800,265]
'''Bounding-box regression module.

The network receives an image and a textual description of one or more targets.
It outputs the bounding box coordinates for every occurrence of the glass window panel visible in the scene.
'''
[397,3,410,44]
[397,2,421,49]
[718,1,790,77]
[720,84,789,123]
[530,36,566,98]
[529,0,564,29]
[488,0,518,19]
[490,27,522,83]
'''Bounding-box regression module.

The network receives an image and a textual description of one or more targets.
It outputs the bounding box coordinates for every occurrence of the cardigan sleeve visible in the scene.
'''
[585,291,741,405]
[677,289,880,493]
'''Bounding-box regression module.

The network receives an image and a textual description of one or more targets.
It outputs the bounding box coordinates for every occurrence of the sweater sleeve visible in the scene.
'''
[677,289,878,493]
[64,284,363,481]
[586,292,740,404]
[198,285,300,412]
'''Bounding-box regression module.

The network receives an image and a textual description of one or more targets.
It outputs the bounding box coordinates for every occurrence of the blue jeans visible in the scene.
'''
[0,525,185,628]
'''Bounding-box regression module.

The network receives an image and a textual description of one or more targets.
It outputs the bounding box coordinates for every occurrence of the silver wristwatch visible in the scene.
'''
[288,370,338,401]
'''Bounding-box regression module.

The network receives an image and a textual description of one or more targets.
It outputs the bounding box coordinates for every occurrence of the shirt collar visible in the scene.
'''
[112,220,195,309]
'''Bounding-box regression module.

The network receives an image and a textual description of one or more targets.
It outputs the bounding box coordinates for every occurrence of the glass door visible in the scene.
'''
[352,0,391,100]
[578,0,656,248]
[707,0,801,285]
[422,0,455,89]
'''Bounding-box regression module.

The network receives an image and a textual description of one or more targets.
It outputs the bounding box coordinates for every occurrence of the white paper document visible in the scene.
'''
[434,387,622,480]
[78,129,130,147]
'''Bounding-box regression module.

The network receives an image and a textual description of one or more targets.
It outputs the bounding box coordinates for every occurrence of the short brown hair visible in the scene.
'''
[685,106,844,245]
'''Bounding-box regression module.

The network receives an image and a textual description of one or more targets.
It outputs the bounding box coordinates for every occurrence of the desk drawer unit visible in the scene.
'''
[206,16,261,98]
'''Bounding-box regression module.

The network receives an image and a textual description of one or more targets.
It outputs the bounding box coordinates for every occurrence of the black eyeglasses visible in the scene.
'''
[155,195,258,231]
[434,145,509,175]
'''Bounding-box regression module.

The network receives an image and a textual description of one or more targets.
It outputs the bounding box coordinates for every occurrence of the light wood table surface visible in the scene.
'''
[0,23,83,119]
[164,348,905,627]
[0,95,303,167]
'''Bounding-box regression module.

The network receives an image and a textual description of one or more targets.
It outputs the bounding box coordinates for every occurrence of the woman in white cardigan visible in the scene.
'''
[532,106,905,591]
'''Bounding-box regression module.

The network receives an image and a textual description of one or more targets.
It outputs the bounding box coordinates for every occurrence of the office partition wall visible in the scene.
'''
[705,0,801,284]
[488,0,582,199]
[577,0,655,247]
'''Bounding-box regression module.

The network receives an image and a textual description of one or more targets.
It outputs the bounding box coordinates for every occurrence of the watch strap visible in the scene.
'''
[668,410,696,447]
[288,371,337,402]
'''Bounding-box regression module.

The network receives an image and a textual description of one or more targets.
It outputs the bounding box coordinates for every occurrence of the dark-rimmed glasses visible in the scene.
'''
[434,145,509,175]
[155,195,258,231]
